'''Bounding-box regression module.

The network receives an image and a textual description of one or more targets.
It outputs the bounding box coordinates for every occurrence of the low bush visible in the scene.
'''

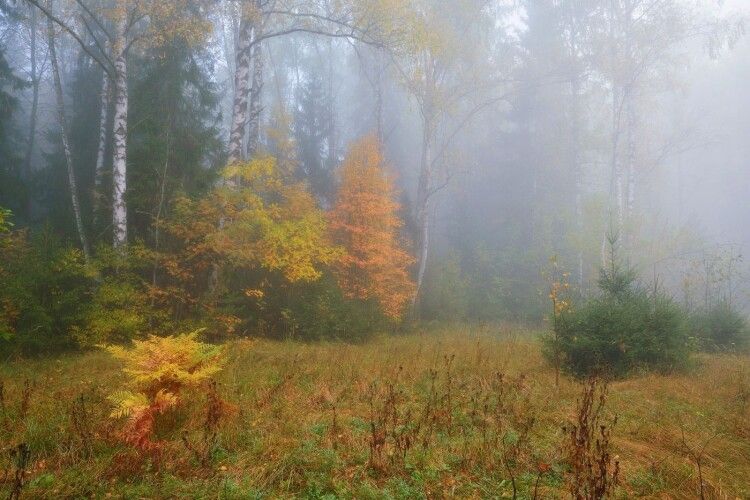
[545,238,691,378]
[691,302,748,352]
[0,226,91,355]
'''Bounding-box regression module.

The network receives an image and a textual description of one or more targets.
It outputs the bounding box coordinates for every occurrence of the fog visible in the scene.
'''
[1,0,749,322]
[4,3,750,495]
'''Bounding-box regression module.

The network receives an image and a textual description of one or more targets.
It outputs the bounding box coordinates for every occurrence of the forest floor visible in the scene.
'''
[1,324,749,499]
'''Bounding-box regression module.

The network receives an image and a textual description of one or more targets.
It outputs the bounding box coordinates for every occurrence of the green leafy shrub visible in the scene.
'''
[545,238,690,378]
[0,225,171,354]
[74,243,171,348]
[691,302,748,352]
[74,280,156,348]
[243,273,387,341]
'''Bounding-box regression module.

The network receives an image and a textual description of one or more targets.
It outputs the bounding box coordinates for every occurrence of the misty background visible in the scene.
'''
[1,0,748,324]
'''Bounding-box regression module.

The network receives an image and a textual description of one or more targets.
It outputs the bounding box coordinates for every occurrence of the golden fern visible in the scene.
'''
[103,330,224,450]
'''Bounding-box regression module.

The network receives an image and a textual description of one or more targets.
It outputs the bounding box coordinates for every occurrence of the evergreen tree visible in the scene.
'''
[128,39,223,243]
[294,72,333,203]
[0,29,28,216]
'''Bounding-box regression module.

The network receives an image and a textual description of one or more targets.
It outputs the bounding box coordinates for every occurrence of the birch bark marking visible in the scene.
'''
[112,16,128,248]
[47,9,90,261]
[94,54,110,219]
[228,16,254,164]
[247,21,264,158]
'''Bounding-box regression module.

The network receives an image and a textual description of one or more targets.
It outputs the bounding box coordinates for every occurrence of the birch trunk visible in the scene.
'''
[228,17,254,164]
[375,50,384,144]
[47,13,90,261]
[625,97,636,222]
[571,76,584,290]
[603,0,621,267]
[413,110,434,315]
[112,19,128,248]
[605,77,624,267]
[616,162,624,232]
[247,25,264,158]
[94,62,110,214]
[220,0,237,135]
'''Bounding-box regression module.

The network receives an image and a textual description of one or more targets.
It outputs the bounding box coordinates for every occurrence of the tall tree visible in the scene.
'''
[46,5,90,260]
[22,4,41,221]
[393,0,515,313]
[594,0,733,247]
[226,0,395,166]
[329,135,415,319]
[25,0,212,248]
[294,70,332,202]
[127,36,222,243]
[0,4,28,216]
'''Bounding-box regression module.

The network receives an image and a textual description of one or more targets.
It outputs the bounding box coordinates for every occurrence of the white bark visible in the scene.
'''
[413,108,434,314]
[95,63,110,190]
[326,38,336,166]
[94,62,110,222]
[112,18,128,248]
[616,162,624,232]
[228,17,254,164]
[375,50,384,144]
[625,97,637,222]
[247,25,264,158]
[47,12,90,261]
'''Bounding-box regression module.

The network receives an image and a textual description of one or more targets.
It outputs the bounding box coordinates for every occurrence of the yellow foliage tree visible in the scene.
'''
[329,135,416,319]
[156,156,340,328]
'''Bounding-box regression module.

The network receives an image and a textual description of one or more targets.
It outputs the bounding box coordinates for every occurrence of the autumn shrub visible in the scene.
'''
[564,378,620,499]
[105,330,224,451]
[0,206,12,234]
[0,215,171,354]
[74,243,170,347]
[691,301,749,352]
[545,238,690,378]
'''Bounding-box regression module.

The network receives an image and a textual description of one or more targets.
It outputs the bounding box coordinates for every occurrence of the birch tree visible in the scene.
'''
[226,0,397,166]
[393,0,516,313]
[93,44,109,222]
[45,3,90,260]
[110,9,129,247]
[595,0,737,248]
[26,0,212,248]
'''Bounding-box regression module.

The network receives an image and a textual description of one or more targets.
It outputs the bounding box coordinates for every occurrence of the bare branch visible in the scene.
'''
[22,0,114,75]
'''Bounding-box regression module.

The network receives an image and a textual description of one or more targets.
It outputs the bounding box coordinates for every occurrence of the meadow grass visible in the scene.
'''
[1,324,749,499]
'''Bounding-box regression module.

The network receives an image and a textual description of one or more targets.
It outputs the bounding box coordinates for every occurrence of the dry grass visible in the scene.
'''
[1,324,749,498]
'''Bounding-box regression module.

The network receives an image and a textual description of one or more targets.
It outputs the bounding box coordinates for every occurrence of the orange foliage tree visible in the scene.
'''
[329,135,416,319]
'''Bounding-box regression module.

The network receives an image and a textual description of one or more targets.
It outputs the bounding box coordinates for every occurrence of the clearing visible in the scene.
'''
[1,325,749,498]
